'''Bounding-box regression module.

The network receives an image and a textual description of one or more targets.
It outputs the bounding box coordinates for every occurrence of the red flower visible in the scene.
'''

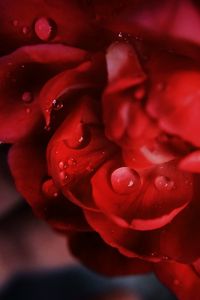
[1,1,200,299]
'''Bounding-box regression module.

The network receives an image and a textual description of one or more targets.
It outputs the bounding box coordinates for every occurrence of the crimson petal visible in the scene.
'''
[0,44,88,143]
[8,138,90,232]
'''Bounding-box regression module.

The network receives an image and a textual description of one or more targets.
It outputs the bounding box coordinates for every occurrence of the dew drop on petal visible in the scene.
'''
[58,161,67,170]
[67,158,77,166]
[22,91,32,103]
[52,99,63,111]
[134,87,145,100]
[154,175,175,191]
[42,179,59,198]
[111,167,140,194]
[22,26,29,34]
[34,17,56,41]
[64,124,90,149]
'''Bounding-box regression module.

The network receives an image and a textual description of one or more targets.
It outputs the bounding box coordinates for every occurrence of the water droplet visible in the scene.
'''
[64,123,90,149]
[52,99,63,111]
[59,171,69,185]
[58,161,67,170]
[22,26,29,34]
[174,279,180,286]
[42,179,59,198]
[22,91,32,103]
[13,19,19,27]
[67,158,77,166]
[134,87,145,100]
[118,32,123,38]
[34,17,56,41]
[111,167,140,194]
[154,176,175,191]
[25,107,31,114]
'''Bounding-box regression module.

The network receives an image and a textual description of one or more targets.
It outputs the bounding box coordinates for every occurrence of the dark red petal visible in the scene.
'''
[98,0,200,50]
[91,158,193,230]
[8,138,90,232]
[38,54,106,126]
[69,232,152,276]
[0,0,95,53]
[0,44,88,143]
[157,175,200,263]
[147,71,200,147]
[179,150,200,173]
[155,262,200,300]
[47,96,117,210]
[84,210,164,261]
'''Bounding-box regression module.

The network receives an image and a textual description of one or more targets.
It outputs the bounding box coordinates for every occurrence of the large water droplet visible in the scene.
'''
[42,179,59,198]
[154,176,175,191]
[111,167,140,194]
[34,17,56,41]
[22,91,32,103]
[64,123,90,149]
[52,99,63,111]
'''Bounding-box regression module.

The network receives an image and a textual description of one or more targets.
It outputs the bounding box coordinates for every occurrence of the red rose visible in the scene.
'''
[1,1,200,299]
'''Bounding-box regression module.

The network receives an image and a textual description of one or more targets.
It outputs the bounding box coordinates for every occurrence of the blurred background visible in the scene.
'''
[0,144,177,300]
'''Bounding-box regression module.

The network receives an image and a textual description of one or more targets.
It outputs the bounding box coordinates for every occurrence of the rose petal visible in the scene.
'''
[47,96,117,210]
[8,138,90,232]
[69,232,151,276]
[155,261,200,300]
[147,70,200,147]
[91,157,193,231]
[0,44,88,143]
[179,150,200,173]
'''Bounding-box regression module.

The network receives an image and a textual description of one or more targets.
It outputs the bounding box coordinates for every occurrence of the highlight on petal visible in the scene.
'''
[179,150,200,173]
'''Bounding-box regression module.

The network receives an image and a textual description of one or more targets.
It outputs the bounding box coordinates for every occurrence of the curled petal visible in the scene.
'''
[39,54,106,126]
[0,44,88,143]
[8,138,90,232]
[179,150,200,173]
[147,71,200,147]
[47,96,117,210]
[0,0,95,53]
